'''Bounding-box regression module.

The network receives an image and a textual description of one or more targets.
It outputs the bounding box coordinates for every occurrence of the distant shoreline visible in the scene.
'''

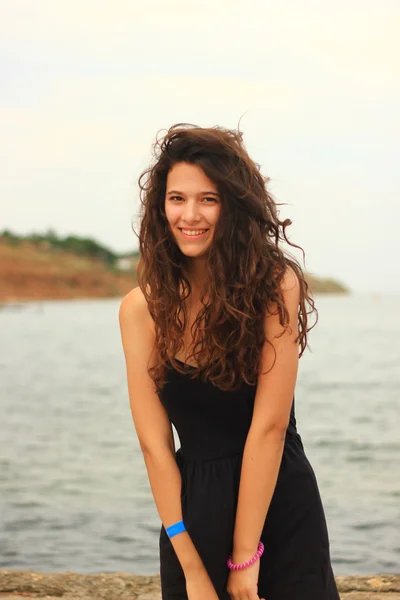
[0,236,349,303]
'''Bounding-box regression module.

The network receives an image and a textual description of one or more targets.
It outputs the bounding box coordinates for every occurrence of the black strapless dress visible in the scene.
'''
[158,359,340,600]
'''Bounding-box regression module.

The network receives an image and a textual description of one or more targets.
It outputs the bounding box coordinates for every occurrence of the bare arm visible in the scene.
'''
[231,267,301,563]
[118,287,205,576]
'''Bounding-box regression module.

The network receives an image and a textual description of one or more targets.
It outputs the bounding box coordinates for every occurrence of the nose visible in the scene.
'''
[181,199,201,223]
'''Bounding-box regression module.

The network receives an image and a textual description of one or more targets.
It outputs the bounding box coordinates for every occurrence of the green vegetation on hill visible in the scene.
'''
[0,229,139,268]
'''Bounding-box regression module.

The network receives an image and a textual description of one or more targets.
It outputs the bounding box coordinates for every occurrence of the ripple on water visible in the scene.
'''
[1,295,399,575]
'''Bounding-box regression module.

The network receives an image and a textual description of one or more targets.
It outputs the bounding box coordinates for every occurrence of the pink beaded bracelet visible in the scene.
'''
[227,541,264,571]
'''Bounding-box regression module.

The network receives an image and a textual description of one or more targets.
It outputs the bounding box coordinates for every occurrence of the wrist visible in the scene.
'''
[183,559,208,577]
[169,532,204,575]
[181,553,208,577]
[232,544,259,564]
[228,541,264,571]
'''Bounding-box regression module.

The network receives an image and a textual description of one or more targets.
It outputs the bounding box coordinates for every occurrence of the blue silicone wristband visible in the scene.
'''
[166,520,186,538]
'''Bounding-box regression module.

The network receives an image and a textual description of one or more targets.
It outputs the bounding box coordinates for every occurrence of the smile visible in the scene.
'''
[179,228,209,239]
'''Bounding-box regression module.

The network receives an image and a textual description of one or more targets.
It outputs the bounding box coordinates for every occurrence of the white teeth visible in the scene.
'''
[181,229,207,236]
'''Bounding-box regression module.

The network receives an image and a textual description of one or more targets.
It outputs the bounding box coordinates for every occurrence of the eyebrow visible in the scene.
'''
[167,190,220,196]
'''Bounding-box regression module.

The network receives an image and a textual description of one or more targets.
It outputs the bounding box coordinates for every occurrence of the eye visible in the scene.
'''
[203,197,218,203]
[169,196,183,201]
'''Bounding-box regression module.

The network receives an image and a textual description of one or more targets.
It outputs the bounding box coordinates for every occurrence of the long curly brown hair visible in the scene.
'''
[134,123,318,392]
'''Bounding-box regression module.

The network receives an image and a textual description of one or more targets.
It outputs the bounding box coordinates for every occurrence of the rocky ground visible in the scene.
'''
[0,571,399,600]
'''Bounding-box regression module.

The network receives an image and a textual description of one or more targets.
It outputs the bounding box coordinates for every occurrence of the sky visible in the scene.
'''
[1,0,399,293]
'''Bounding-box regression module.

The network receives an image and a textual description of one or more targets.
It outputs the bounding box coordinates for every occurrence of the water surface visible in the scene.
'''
[0,293,399,575]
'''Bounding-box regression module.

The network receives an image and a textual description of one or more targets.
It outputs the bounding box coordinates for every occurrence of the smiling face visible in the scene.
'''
[164,162,222,260]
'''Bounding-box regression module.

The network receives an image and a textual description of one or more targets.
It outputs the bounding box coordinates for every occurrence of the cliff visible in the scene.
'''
[0,240,137,302]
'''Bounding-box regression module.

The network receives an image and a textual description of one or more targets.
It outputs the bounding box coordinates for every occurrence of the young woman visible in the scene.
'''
[119,123,340,600]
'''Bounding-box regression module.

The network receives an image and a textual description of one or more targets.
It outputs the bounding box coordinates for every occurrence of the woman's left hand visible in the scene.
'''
[226,557,265,600]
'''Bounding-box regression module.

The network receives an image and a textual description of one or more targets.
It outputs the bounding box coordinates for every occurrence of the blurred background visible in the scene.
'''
[1,0,399,578]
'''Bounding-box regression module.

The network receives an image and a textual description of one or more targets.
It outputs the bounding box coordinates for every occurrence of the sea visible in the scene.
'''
[0,293,399,576]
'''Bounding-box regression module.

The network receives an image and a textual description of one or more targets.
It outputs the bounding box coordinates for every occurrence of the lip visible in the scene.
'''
[179,228,209,240]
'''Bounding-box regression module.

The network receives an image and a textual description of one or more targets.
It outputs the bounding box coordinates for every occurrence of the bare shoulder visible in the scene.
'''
[118,285,157,374]
[119,285,150,323]
[281,264,300,294]
[118,286,155,344]
[267,264,300,321]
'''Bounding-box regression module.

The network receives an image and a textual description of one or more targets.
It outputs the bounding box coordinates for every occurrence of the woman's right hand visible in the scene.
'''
[185,569,220,600]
